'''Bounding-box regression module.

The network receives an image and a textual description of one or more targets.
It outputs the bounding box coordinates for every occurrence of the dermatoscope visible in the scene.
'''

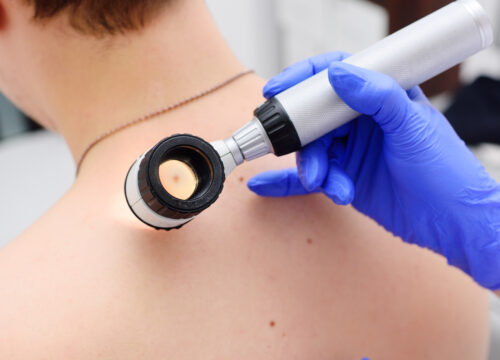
[125,0,494,230]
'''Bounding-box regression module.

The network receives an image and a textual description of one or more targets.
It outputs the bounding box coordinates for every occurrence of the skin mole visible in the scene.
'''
[307,238,313,245]
[269,321,276,327]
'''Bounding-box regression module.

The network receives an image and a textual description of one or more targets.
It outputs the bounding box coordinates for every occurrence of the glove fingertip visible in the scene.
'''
[297,144,330,192]
[324,184,354,205]
[298,159,324,192]
[246,176,260,190]
[310,169,329,192]
[247,178,263,195]
[305,177,323,193]
[322,167,355,206]
[247,169,310,197]
[329,192,354,206]
[263,81,280,99]
[247,174,279,197]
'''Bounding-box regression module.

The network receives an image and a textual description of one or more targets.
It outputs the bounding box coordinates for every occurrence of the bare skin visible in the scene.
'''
[0,0,490,358]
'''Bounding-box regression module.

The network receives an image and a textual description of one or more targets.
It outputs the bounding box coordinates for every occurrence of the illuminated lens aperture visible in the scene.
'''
[159,160,198,200]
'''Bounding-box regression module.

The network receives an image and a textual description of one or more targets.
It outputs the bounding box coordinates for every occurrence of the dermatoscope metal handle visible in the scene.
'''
[125,0,494,231]
[231,0,494,161]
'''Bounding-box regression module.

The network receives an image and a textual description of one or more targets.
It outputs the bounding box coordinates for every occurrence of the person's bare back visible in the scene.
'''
[0,73,490,358]
[0,0,490,358]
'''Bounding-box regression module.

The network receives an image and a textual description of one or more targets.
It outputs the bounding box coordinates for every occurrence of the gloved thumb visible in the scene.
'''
[328,62,414,135]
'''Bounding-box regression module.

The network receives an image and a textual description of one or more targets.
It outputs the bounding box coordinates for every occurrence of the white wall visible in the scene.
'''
[275,0,387,65]
[0,132,74,246]
[206,0,282,78]
[206,0,388,77]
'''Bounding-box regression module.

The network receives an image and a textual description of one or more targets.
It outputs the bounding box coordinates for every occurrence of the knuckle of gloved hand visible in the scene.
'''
[372,79,410,128]
[406,103,443,137]
[374,74,400,101]
[385,110,439,155]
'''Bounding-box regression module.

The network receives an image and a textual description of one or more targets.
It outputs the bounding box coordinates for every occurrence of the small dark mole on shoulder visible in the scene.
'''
[269,321,276,327]
[282,332,286,337]
[307,238,313,245]
[239,176,245,183]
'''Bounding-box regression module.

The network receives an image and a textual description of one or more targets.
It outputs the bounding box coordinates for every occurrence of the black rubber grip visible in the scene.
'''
[254,97,302,156]
[137,134,225,221]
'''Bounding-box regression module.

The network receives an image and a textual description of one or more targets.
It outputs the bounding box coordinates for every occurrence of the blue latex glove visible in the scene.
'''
[248,52,500,290]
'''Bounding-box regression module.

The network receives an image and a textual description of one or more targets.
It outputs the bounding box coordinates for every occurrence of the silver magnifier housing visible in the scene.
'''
[125,135,232,230]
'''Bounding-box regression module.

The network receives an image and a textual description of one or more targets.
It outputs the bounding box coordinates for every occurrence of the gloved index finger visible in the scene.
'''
[263,51,351,99]
[247,168,316,197]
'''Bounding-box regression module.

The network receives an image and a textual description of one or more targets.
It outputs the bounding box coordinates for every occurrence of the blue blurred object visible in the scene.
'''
[248,53,500,290]
[0,93,37,140]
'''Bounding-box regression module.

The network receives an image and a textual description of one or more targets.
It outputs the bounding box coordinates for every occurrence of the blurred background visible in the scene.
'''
[1,0,500,245]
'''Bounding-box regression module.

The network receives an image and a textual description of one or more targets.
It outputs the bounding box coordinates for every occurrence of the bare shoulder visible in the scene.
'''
[0,211,101,358]
[0,191,154,359]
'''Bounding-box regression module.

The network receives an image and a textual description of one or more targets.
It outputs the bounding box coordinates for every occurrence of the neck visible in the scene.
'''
[43,0,245,171]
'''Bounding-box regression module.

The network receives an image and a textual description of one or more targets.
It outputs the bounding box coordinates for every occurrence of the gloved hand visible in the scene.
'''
[248,52,500,290]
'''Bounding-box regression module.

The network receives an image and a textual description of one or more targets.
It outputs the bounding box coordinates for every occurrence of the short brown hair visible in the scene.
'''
[26,0,170,35]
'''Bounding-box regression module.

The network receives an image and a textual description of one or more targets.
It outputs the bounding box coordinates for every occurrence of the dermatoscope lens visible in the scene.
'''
[159,160,199,200]
[125,134,225,230]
